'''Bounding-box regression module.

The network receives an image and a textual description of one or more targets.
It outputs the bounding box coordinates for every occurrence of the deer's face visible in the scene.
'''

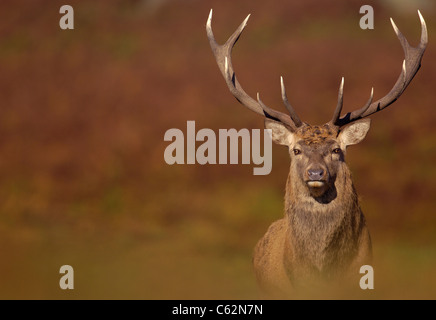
[265,119,371,198]
[290,125,344,197]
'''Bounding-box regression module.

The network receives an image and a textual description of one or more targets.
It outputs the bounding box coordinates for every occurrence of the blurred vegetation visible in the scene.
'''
[0,0,435,299]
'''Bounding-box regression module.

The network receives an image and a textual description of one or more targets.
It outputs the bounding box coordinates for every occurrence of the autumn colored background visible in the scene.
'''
[0,0,435,299]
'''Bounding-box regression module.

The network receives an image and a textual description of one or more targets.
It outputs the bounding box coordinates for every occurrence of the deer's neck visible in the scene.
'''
[284,166,365,277]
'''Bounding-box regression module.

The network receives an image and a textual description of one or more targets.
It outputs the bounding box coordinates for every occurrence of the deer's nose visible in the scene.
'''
[307,169,325,181]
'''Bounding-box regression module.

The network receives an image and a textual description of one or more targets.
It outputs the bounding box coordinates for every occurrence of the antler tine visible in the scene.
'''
[359,87,375,117]
[280,77,303,127]
[206,10,299,129]
[331,77,344,125]
[333,11,428,127]
[418,10,428,47]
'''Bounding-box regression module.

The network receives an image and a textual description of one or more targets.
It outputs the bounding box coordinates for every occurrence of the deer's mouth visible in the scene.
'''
[306,180,329,198]
[307,181,325,188]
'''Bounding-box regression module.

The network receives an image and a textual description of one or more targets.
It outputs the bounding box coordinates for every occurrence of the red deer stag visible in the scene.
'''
[206,10,427,295]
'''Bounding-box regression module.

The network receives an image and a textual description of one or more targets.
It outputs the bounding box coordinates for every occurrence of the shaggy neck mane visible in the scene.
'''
[284,165,365,277]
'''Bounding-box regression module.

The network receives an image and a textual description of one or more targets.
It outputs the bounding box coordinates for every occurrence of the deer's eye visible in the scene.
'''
[293,149,301,155]
[332,148,341,154]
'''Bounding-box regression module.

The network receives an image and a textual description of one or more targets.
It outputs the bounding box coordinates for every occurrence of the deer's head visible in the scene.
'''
[266,118,370,198]
[206,10,427,198]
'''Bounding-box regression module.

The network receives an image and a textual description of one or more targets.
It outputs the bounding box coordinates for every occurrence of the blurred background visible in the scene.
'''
[0,0,435,299]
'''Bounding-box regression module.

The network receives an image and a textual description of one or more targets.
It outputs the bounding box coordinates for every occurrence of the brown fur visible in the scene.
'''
[253,122,372,297]
[297,123,337,145]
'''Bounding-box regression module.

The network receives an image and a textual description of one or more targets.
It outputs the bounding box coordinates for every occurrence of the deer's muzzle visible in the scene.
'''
[306,168,328,190]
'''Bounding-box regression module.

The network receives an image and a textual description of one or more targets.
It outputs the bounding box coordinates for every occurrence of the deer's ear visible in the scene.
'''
[264,118,295,146]
[338,118,371,148]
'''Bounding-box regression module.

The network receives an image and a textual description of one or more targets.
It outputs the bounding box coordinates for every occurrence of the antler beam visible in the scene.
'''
[206,9,302,129]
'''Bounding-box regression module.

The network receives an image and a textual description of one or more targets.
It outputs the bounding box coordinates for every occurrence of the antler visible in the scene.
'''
[206,9,303,129]
[331,10,428,127]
